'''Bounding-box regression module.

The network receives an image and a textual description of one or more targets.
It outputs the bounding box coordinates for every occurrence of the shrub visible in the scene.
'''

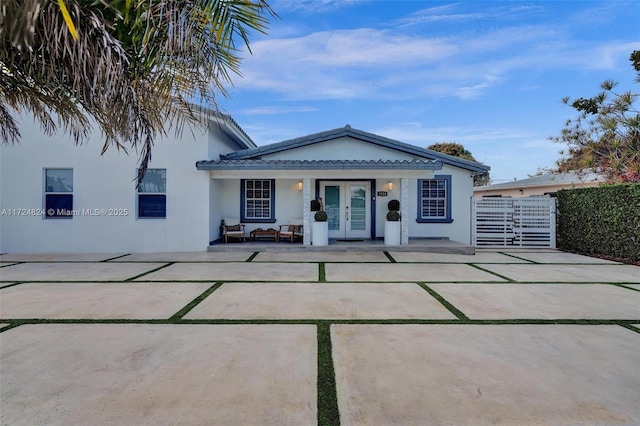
[557,184,640,261]
[388,199,400,211]
[386,210,401,221]
[314,210,328,222]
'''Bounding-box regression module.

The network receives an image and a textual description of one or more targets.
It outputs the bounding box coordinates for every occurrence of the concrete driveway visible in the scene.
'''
[1,249,639,425]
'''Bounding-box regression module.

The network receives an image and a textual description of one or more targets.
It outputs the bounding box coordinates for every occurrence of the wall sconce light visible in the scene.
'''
[387,181,393,191]
[298,181,303,191]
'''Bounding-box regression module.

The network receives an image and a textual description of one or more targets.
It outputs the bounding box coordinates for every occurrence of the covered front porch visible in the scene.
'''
[197,163,443,247]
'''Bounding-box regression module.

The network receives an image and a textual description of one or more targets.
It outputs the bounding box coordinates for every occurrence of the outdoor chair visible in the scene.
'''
[222,218,246,243]
[279,219,303,243]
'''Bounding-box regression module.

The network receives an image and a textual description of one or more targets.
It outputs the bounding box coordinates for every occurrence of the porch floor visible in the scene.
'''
[208,238,474,254]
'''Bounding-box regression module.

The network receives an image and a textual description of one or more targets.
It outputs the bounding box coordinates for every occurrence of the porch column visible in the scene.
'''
[302,177,311,245]
[400,178,410,245]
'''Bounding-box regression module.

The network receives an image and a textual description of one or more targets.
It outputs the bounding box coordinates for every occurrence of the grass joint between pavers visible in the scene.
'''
[383,251,396,263]
[0,261,25,268]
[499,252,538,263]
[0,323,21,333]
[317,322,340,426]
[0,281,27,289]
[618,323,640,334]
[169,281,225,320]
[469,263,516,282]
[102,254,131,262]
[417,282,469,320]
[246,252,259,262]
[319,263,326,282]
[612,283,640,292]
[124,262,174,281]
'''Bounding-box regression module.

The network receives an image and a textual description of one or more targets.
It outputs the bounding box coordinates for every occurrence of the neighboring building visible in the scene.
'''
[473,172,601,198]
[0,118,489,253]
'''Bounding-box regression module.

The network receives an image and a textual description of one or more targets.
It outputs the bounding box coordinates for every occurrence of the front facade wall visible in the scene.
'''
[0,118,215,253]
[213,166,474,244]
[407,166,474,244]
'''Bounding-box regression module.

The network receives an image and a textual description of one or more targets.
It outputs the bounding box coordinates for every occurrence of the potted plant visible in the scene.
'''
[384,199,401,245]
[312,198,329,246]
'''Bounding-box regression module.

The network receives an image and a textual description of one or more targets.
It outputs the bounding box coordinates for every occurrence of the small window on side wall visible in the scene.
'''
[138,169,166,218]
[45,168,73,218]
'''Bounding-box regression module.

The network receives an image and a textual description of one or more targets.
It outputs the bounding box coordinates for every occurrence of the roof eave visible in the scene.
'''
[196,159,443,171]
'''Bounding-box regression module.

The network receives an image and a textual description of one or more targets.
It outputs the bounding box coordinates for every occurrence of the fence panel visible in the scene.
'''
[472,197,556,248]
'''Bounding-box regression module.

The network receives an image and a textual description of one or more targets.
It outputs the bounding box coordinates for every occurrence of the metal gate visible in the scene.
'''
[472,197,556,248]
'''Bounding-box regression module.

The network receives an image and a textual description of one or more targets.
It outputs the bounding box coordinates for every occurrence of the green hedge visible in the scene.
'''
[557,184,640,261]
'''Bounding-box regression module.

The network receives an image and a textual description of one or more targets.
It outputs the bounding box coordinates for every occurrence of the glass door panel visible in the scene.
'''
[324,185,341,231]
[320,181,370,239]
[349,185,366,231]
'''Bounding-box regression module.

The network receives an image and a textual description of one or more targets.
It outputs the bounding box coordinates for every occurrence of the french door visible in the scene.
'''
[319,181,370,239]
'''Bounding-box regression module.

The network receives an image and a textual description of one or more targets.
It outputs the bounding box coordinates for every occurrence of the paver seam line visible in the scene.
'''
[416,282,469,320]
[383,251,396,262]
[618,324,640,334]
[169,281,225,320]
[124,262,174,281]
[2,318,638,326]
[468,263,516,282]
[498,252,538,263]
[102,254,131,262]
[317,322,340,426]
[245,252,260,262]
[319,263,326,282]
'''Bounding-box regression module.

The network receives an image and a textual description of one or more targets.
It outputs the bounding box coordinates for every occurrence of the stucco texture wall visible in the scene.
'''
[0,118,213,253]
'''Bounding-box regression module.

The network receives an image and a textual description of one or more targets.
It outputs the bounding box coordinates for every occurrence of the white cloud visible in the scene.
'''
[393,5,486,27]
[235,12,618,103]
[272,0,364,15]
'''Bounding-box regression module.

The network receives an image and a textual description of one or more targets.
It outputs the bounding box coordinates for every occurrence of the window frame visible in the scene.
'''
[44,168,74,219]
[415,175,453,223]
[137,168,167,219]
[241,179,276,223]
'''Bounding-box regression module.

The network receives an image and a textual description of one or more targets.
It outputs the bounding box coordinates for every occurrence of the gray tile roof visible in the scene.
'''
[218,125,490,173]
[190,105,256,149]
[474,172,602,191]
[196,159,443,171]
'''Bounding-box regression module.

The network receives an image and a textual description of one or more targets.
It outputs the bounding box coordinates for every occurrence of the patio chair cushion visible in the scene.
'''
[226,224,241,232]
[288,224,302,233]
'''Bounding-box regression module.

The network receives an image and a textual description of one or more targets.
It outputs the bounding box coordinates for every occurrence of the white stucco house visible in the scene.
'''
[0,114,489,253]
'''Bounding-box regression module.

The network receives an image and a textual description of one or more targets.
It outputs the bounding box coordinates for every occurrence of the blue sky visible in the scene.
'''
[219,0,640,182]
